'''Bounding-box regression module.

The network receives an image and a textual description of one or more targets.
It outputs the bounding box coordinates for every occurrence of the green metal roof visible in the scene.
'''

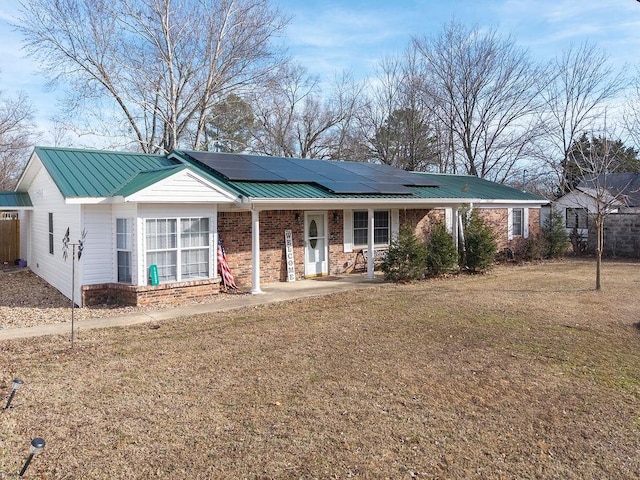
[30,147,546,204]
[226,173,545,202]
[0,192,32,208]
[413,173,544,201]
[34,146,177,198]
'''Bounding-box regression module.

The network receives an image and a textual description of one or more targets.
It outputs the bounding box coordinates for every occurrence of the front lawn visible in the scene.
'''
[1,259,638,479]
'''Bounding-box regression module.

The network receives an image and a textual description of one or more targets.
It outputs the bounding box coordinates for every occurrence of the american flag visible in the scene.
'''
[217,240,237,290]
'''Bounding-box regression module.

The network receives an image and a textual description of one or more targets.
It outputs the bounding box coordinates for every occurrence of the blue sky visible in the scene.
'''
[274,0,640,80]
[0,0,639,145]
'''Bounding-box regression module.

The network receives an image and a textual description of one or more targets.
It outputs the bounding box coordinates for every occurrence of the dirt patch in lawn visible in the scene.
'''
[1,259,639,479]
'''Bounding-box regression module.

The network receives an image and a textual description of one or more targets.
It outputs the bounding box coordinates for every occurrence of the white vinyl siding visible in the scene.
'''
[27,159,81,304]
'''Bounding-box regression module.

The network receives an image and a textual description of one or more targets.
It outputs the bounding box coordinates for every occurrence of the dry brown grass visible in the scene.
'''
[1,259,639,479]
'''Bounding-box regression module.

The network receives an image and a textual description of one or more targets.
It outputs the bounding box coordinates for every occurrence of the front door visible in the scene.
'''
[304,212,328,277]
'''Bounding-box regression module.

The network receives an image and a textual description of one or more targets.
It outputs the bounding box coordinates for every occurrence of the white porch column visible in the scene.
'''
[251,209,263,294]
[451,207,459,251]
[367,208,375,279]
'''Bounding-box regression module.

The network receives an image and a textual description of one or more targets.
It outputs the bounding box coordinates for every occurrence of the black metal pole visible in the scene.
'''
[71,243,76,348]
[18,453,34,477]
[4,389,16,410]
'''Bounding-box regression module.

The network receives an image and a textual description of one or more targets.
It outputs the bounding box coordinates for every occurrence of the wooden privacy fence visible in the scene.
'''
[0,214,20,264]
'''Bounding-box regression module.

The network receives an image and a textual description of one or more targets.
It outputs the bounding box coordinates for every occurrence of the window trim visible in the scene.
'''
[48,213,54,255]
[352,210,390,248]
[512,208,523,237]
[566,207,589,230]
[144,216,212,285]
[116,218,133,284]
[508,207,529,240]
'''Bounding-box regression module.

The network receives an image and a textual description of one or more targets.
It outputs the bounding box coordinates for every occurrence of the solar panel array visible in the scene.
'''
[184,152,439,194]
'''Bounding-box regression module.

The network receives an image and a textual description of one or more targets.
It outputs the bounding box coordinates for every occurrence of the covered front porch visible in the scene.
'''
[219,202,469,295]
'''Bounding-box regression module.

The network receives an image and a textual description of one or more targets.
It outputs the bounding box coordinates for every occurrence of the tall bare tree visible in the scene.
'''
[0,89,35,190]
[623,66,640,150]
[249,63,361,159]
[17,0,288,153]
[357,52,439,171]
[537,42,625,196]
[412,21,545,183]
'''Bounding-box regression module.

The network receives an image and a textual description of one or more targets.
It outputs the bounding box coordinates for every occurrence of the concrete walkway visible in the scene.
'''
[0,274,384,341]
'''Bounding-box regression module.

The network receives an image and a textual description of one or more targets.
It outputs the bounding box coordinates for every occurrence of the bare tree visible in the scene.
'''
[249,63,361,159]
[623,66,640,150]
[356,52,439,171]
[0,90,35,190]
[565,127,635,290]
[537,42,625,195]
[412,21,545,183]
[17,0,288,153]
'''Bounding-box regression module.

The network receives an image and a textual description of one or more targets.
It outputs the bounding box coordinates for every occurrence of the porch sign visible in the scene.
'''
[284,229,296,282]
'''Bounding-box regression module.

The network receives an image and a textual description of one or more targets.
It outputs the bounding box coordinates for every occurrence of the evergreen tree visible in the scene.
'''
[425,222,458,276]
[381,224,427,282]
[542,207,570,258]
[463,211,497,272]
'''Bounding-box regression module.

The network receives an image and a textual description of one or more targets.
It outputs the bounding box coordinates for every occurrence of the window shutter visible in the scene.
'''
[391,209,399,241]
[523,208,529,238]
[343,210,353,252]
[445,208,453,233]
[507,208,514,240]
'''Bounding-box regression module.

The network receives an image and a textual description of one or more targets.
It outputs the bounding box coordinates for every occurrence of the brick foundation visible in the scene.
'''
[82,278,221,307]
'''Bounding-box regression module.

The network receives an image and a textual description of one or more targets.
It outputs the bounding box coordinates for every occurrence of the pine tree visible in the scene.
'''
[381,224,427,282]
[425,222,458,276]
[463,211,497,272]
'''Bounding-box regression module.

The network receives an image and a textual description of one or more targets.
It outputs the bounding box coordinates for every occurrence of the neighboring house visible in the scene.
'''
[542,173,640,255]
[543,173,640,239]
[0,147,545,307]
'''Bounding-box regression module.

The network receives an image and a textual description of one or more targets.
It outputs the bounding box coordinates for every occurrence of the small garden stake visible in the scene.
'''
[3,378,23,410]
[62,228,86,348]
[19,437,45,478]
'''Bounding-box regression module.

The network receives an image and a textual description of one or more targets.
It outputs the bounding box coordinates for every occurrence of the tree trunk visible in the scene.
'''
[595,216,603,291]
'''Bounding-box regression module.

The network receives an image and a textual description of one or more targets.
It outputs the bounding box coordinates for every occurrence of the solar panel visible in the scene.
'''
[182,151,438,194]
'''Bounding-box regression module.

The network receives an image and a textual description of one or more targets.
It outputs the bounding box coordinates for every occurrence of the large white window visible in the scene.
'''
[145,217,210,284]
[116,218,132,284]
[353,210,390,247]
[180,217,210,279]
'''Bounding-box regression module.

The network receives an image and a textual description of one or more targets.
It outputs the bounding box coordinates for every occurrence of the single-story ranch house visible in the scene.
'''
[0,147,545,306]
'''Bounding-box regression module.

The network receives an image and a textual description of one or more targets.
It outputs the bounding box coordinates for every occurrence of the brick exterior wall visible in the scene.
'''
[82,278,220,307]
[477,208,510,251]
[477,207,541,252]
[218,210,308,287]
[217,207,541,287]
